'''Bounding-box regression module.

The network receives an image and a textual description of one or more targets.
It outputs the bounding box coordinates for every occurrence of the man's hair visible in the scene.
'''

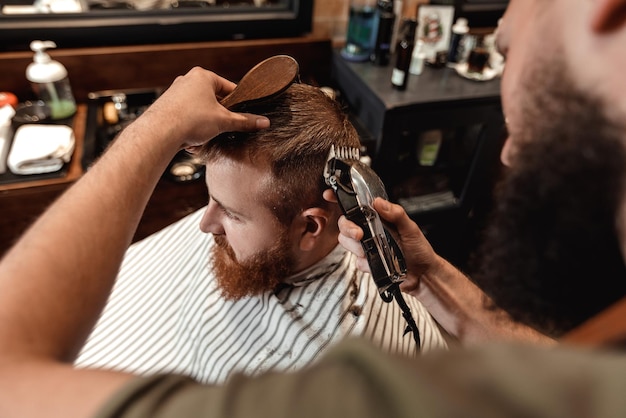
[201,83,361,224]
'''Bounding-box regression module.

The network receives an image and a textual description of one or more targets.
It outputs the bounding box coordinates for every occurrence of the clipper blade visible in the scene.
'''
[324,145,360,185]
[334,145,360,161]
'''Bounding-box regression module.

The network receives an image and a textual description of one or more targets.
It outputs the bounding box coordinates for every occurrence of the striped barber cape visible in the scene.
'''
[76,208,448,384]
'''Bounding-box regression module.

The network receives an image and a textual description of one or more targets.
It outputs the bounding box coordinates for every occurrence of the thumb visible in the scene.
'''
[372,197,421,240]
[373,197,436,284]
[374,197,415,235]
[224,111,270,133]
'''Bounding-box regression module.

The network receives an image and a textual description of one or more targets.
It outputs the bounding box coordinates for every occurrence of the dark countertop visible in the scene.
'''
[332,48,502,112]
[331,48,503,149]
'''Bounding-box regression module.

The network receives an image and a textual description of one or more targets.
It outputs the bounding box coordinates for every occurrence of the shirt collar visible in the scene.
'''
[282,244,347,287]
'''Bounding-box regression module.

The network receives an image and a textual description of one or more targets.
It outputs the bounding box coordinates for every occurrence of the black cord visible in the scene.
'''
[383,284,421,349]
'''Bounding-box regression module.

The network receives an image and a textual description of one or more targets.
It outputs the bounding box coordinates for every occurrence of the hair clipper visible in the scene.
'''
[324,145,407,298]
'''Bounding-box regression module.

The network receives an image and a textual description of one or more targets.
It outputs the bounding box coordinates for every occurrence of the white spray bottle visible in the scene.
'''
[26,40,77,120]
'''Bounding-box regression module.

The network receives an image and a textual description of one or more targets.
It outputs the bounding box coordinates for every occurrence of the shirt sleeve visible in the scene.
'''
[92,338,626,418]
[92,339,410,418]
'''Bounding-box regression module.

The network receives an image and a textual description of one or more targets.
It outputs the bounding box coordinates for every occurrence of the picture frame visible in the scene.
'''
[415,4,455,62]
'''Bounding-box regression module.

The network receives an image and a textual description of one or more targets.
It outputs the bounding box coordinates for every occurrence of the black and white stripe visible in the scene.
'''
[76,208,447,384]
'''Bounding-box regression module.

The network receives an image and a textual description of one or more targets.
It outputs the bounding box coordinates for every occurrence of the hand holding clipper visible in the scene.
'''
[324,145,420,347]
[323,145,406,297]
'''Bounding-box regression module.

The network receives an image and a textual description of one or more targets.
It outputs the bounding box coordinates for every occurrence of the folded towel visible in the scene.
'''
[0,104,16,174]
[8,124,75,175]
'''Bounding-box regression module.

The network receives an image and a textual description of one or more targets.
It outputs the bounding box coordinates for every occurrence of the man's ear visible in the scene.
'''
[296,207,332,252]
[591,0,626,33]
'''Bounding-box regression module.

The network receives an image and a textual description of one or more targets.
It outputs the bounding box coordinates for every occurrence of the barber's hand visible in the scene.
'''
[142,67,270,150]
[328,193,438,293]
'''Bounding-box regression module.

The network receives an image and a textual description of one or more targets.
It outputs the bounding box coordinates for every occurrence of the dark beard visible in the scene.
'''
[471,61,626,337]
[211,232,295,300]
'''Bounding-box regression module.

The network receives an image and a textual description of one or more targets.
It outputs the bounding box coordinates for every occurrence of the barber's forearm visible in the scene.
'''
[413,255,555,345]
[0,113,180,362]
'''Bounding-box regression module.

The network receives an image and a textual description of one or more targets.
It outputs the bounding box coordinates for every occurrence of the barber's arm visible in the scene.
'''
[335,196,554,346]
[0,67,269,418]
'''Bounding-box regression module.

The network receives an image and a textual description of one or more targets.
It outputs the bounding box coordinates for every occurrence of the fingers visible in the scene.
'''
[372,197,423,240]
[326,191,369,271]
[371,197,435,287]
[322,189,338,203]
[210,71,238,99]
[338,215,364,241]
[337,215,366,258]
[201,69,270,134]
[356,256,372,274]
[337,197,424,252]
[185,145,203,154]
[225,112,271,133]
[208,70,269,132]
[151,67,273,149]
[338,228,365,258]
[336,215,370,273]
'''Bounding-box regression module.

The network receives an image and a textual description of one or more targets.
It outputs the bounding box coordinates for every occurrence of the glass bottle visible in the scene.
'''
[391,18,417,91]
[341,0,379,62]
[370,0,396,66]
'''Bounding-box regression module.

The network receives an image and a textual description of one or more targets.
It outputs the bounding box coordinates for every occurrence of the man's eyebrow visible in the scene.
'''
[210,194,247,219]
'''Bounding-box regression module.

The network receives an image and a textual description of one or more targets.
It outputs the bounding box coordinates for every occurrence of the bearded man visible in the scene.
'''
[74,82,447,384]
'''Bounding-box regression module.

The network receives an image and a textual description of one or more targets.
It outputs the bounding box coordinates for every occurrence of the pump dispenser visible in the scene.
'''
[26,40,76,120]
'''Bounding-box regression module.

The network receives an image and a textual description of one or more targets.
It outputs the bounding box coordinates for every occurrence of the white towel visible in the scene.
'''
[0,104,16,175]
[8,124,75,175]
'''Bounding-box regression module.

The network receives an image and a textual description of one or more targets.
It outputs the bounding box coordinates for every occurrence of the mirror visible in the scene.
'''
[0,0,313,51]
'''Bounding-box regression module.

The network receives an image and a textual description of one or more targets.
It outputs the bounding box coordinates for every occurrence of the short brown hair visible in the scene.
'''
[201,83,361,224]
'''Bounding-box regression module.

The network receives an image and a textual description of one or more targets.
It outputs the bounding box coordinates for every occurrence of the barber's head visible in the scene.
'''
[199,83,360,299]
[473,0,626,336]
[497,0,626,167]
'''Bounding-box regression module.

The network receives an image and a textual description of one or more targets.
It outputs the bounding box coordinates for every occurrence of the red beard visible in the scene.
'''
[211,232,295,300]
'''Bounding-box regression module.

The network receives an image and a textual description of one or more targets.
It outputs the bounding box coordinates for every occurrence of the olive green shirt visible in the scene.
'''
[95,339,626,418]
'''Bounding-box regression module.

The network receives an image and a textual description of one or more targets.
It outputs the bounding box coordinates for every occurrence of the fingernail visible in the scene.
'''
[256,117,270,129]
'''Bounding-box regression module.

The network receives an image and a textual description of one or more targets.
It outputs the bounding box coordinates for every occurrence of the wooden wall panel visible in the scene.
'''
[0,36,332,103]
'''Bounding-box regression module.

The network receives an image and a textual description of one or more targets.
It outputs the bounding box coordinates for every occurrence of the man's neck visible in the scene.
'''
[284,240,343,286]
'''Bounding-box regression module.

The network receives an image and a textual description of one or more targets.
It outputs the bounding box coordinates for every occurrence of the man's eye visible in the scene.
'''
[221,207,240,221]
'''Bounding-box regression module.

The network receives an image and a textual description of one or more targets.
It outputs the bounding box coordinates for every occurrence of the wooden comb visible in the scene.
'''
[220,55,299,109]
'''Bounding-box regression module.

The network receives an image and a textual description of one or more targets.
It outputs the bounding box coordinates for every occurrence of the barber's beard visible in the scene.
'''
[472,56,626,337]
[211,231,295,300]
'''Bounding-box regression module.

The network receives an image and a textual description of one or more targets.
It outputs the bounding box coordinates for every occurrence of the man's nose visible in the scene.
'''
[199,200,225,235]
